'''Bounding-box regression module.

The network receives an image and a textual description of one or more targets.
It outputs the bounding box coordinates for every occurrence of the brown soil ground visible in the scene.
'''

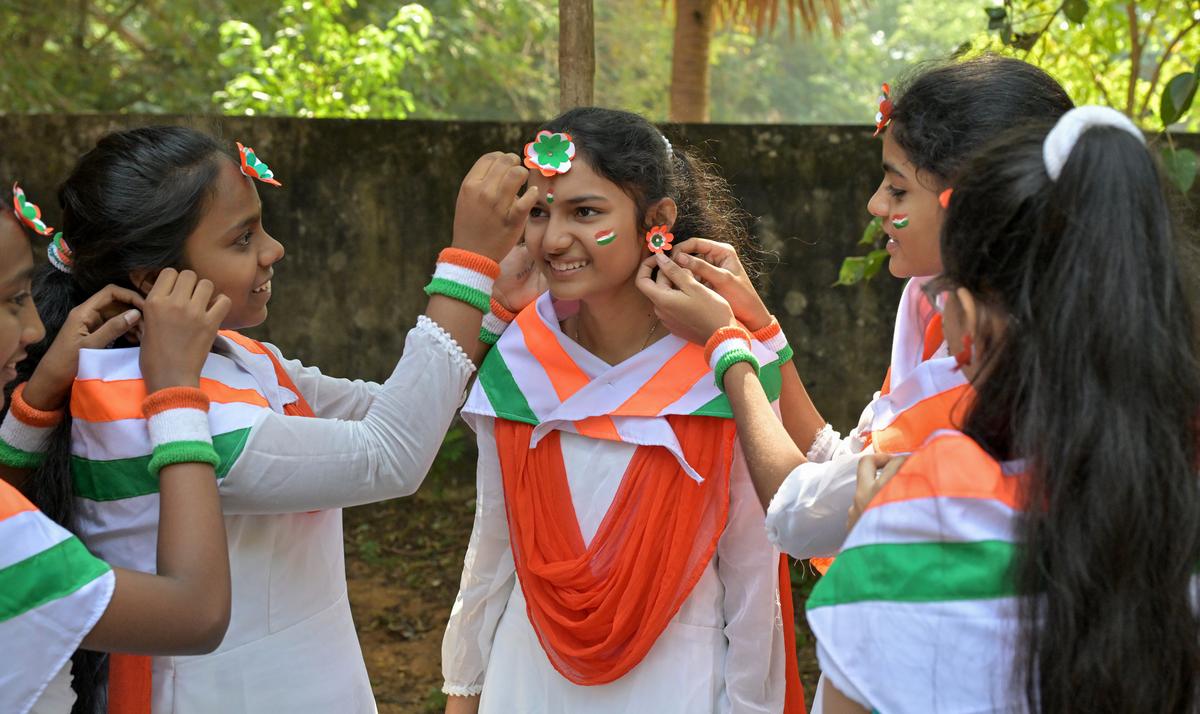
[344,437,823,713]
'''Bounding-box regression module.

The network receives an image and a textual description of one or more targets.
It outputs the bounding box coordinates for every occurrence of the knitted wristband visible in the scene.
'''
[480,298,516,345]
[751,317,794,364]
[142,387,220,478]
[0,383,64,469]
[704,327,760,391]
[424,248,501,314]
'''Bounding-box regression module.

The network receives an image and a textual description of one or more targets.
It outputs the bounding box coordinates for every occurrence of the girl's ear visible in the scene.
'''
[128,268,161,296]
[643,198,678,231]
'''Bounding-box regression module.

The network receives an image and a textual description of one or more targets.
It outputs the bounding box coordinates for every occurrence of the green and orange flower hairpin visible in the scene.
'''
[237,142,282,187]
[12,183,53,236]
[873,83,893,138]
[523,131,576,177]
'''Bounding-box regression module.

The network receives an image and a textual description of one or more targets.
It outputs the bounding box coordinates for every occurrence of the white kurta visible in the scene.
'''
[442,417,788,714]
[148,317,475,713]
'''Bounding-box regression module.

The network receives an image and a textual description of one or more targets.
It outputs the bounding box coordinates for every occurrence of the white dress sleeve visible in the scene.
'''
[261,344,380,421]
[717,440,788,714]
[764,397,877,560]
[217,316,475,514]
[441,417,517,696]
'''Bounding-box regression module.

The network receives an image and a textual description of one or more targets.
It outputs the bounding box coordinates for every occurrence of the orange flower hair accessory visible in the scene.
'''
[873,83,893,138]
[645,225,674,253]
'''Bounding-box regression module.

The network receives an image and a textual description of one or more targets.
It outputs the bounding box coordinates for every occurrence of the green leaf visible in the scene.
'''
[1162,147,1198,194]
[1160,72,1197,127]
[862,248,889,280]
[1062,0,1089,24]
[834,256,869,287]
[985,7,1007,31]
[859,216,884,246]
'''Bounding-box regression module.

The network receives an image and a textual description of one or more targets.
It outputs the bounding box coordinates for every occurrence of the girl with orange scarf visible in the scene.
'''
[442,108,804,714]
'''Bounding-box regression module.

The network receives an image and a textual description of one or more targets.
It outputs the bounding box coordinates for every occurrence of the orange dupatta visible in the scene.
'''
[496,415,806,712]
[106,334,314,714]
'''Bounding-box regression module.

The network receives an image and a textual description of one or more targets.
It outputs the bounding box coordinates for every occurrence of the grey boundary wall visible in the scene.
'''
[0,116,1195,430]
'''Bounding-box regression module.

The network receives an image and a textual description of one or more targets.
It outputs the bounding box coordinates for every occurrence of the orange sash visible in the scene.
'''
[107,334,314,714]
[496,415,805,710]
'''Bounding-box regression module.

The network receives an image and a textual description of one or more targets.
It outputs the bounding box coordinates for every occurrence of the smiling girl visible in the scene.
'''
[641,56,1074,567]
[441,107,802,714]
[0,198,235,714]
[13,126,535,713]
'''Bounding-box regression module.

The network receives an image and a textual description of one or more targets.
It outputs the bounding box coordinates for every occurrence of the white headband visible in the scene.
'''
[1042,105,1144,181]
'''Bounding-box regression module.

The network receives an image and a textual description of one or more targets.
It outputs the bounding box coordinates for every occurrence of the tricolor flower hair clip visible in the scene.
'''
[873,83,893,138]
[12,183,53,236]
[237,142,282,187]
[47,232,73,274]
[645,225,674,253]
[523,131,576,177]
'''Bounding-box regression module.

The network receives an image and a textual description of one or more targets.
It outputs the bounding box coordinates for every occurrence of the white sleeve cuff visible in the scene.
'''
[416,314,476,375]
[442,683,484,697]
[805,423,842,462]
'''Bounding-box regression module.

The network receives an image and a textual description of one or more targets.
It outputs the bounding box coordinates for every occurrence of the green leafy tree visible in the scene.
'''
[216,0,433,118]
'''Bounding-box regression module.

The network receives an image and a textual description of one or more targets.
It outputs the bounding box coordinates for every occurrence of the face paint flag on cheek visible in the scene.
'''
[594,229,617,246]
[891,214,909,229]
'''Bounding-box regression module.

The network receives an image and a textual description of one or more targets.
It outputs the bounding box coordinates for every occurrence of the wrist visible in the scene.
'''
[449,239,507,264]
[704,326,760,392]
[144,373,202,394]
[480,298,516,345]
[0,383,65,469]
[425,248,501,314]
[741,307,773,333]
[23,372,70,412]
[143,387,218,478]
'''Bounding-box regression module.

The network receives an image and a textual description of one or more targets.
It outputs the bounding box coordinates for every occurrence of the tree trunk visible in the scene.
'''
[669,0,716,122]
[559,0,595,110]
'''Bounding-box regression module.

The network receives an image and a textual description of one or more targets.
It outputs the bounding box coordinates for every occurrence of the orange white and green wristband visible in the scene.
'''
[143,387,220,477]
[752,317,794,364]
[0,383,64,469]
[704,326,760,391]
[424,248,501,314]
[480,298,515,345]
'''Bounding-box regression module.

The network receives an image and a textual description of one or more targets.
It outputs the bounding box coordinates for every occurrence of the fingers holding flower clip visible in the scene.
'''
[637,252,737,345]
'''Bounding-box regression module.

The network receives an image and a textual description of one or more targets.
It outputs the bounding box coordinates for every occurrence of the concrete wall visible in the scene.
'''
[1,116,1195,430]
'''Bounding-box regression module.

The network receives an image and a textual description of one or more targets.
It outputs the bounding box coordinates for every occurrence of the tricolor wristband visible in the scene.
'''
[424,248,501,314]
[751,317,794,364]
[704,327,760,392]
[480,298,515,345]
[0,383,64,469]
[142,387,220,478]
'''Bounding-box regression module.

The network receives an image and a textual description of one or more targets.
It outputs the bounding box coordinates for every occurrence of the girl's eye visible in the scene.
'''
[236,231,253,247]
[530,207,547,219]
[887,186,906,199]
[7,292,29,312]
[576,207,598,218]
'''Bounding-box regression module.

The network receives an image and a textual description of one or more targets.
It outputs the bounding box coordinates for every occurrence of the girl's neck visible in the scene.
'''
[569,283,662,365]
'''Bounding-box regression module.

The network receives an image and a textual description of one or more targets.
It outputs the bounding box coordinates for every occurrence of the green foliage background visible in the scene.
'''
[5,0,1194,128]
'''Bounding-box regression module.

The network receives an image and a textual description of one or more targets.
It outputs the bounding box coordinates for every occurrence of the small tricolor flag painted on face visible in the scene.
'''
[594,228,617,246]
[891,214,909,229]
[546,191,555,205]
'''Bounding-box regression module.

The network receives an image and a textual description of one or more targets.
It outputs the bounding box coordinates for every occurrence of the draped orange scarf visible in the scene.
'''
[107,333,314,714]
[496,415,805,712]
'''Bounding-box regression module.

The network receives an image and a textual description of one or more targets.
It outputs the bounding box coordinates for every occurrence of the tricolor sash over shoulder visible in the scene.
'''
[807,431,1026,712]
[0,480,114,714]
[464,293,804,710]
[462,293,783,481]
[867,277,972,453]
[811,278,972,575]
[69,330,315,714]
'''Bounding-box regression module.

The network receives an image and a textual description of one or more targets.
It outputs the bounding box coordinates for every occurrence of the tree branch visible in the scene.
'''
[1125,2,1141,117]
[86,0,142,53]
[1138,12,1200,119]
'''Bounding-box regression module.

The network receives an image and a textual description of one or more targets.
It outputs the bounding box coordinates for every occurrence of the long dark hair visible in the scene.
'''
[890,55,1074,184]
[17,125,228,713]
[942,123,1200,712]
[538,107,756,274]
